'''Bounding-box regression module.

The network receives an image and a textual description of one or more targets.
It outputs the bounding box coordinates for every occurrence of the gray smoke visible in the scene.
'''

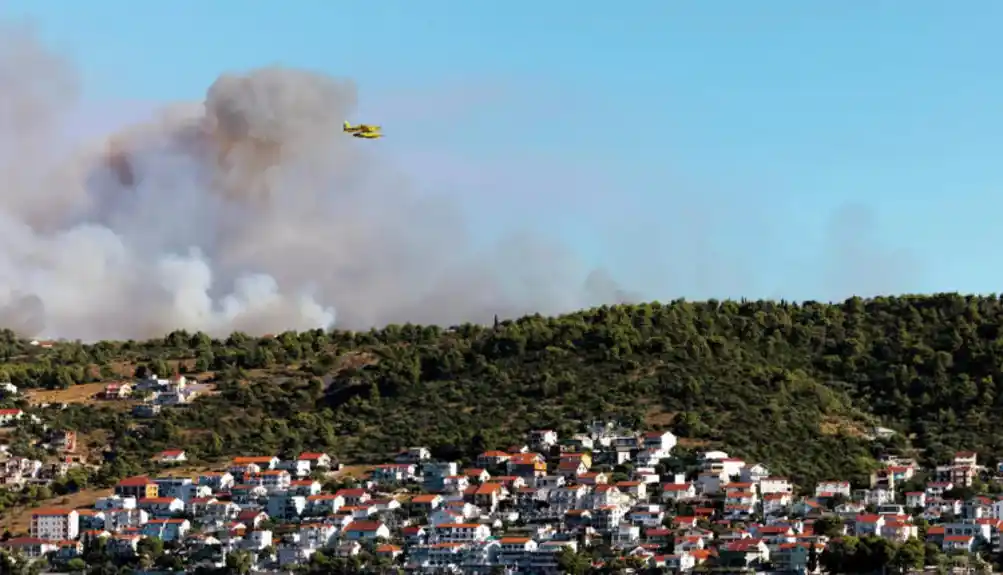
[0,29,631,341]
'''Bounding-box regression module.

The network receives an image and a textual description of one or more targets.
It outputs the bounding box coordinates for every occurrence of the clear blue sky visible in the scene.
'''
[5,0,1003,302]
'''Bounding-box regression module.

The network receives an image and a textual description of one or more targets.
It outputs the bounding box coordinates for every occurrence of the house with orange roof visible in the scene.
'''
[561,452,593,468]
[333,488,370,506]
[101,382,132,400]
[343,520,390,541]
[462,468,491,483]
[409,493,443,511]
[375,544,402,560]
[231,455,279,471]
[236,509,269,529]
[433,522,491,543]
[402,526,427,546]
[506,453,547,478]
[652,552,697,572]
[661,482,696,501]
[617,481,647,500]
[497,536,538,569]
[853,514,884,537]
[752,525,795,542]
[557,458,588,477]
[472,482,505,512]
[296,451,334,468]
[674,534,707,552]
[0,408,22,427]
[115,476,158,499]
[880,517,917,542]
[762,492,793,515]
[943,534,975,552]
[247,469,292,492]
[550,484,590,513]
[673,516,699,529]
[289,479,322,496]
[645,528,673,546]
[590,484,623,508]
[476,450,512,468]
[306,493,344,515]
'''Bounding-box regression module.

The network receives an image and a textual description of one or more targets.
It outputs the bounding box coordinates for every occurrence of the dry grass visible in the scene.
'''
[644,406,677,429]
[333,465,372,480]
[677,437,711,448]
[337,352,378,371]
[0,487,113,534]
[25,383,109,405]
[819,416,867,437]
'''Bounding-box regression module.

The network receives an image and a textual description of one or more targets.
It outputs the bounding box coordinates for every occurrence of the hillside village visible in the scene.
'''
[0,372,208,491]
[0,418,1000,573]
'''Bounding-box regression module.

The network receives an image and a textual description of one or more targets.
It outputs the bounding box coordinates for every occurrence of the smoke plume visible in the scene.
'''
[0,29,632,341]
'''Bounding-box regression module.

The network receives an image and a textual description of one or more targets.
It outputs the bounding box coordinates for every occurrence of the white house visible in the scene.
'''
[529,430,559,449]
[154,450,187,465]
[343,521,391,541]
[661,483,697,501]
[297,452,334,469]
[641,431,677,453]
[905,492,927,509]
[740,464,771,482]
[433,523,492,543]
[141,518,191,542]
[816,481,852,498]
[0,409,23,426]
[30,509,79,540]
[758,477,793,495]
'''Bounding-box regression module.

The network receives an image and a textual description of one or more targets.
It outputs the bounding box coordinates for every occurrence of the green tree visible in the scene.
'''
[813,516,845,538]
[556,547,591,575]
[892,538,925,573]
[224,550,254,575]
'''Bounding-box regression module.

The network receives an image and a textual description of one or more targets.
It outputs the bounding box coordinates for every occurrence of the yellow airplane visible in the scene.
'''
[343,121,383,138]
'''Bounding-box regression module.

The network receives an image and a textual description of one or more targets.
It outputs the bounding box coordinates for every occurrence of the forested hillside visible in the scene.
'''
[5,293,1003,489]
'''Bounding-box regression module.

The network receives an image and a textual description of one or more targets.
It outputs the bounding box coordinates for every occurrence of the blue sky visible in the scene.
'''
[4,0,1003,302]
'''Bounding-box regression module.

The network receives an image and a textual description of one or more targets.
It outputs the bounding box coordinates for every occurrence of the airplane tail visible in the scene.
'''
[343,120,352,131]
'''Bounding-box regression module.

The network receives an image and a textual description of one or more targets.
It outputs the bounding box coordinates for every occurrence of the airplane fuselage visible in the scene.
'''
[344,123,380,133]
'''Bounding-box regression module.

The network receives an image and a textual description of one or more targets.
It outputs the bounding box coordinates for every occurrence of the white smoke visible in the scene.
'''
[0,28,632,341]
